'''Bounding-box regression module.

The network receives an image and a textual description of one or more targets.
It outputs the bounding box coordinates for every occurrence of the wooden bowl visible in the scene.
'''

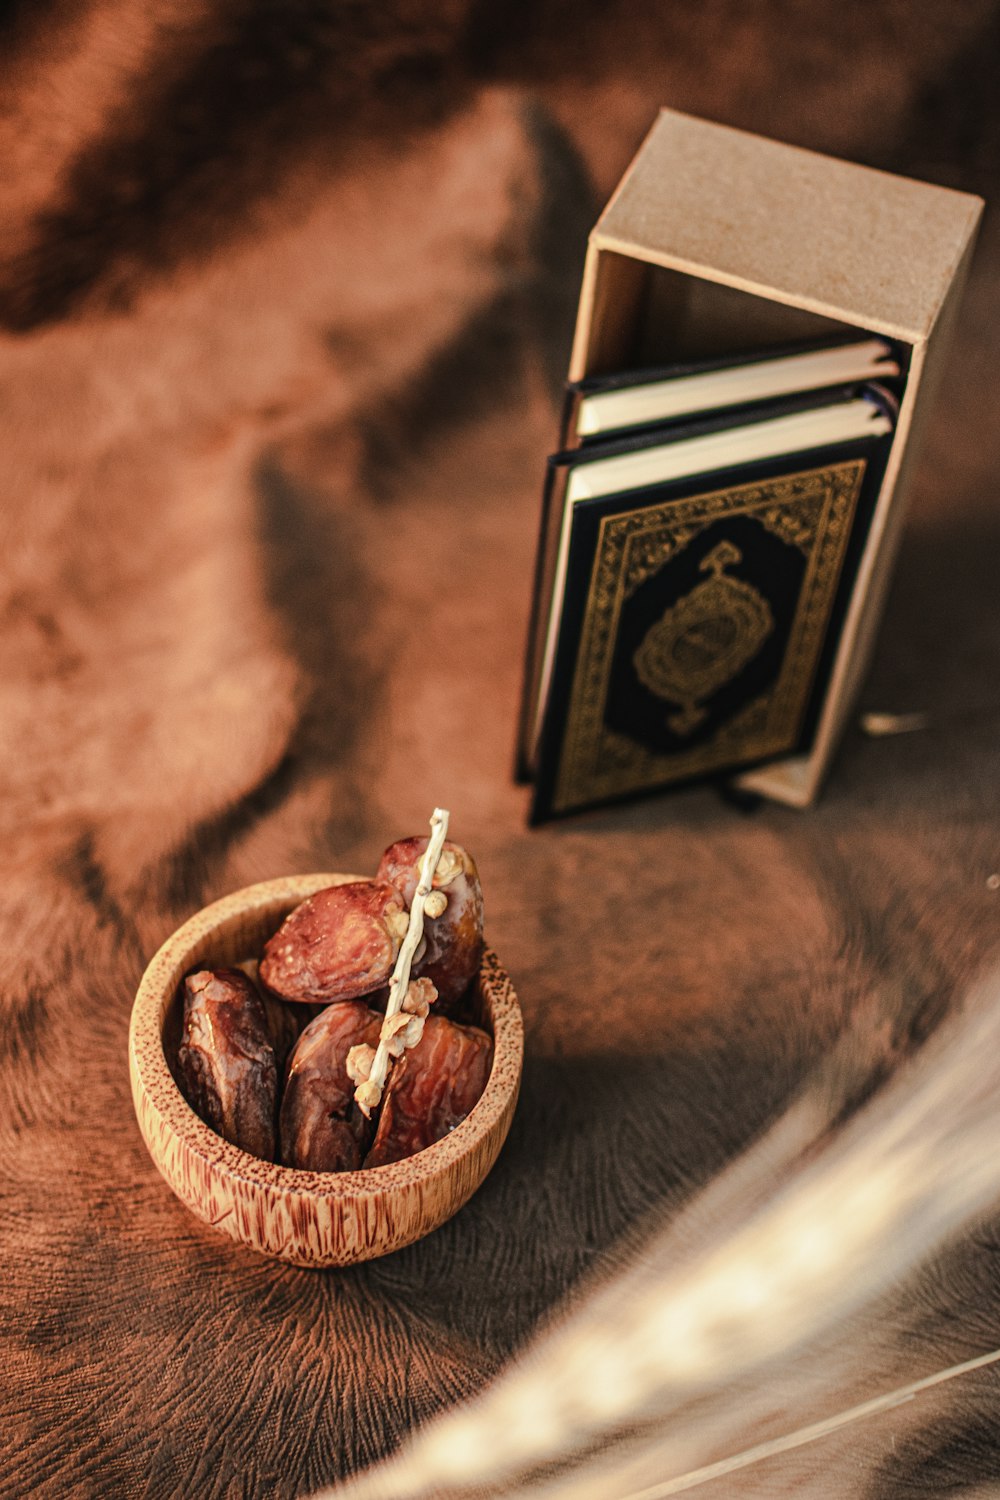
[128,874,523,1268]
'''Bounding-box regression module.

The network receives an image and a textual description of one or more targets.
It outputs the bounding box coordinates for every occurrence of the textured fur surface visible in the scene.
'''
[1,3,1000,1497]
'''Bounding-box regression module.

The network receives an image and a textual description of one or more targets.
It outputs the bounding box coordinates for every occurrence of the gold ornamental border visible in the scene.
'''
[553,459,867,811]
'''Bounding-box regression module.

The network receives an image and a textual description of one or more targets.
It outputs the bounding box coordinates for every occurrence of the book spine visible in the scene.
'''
[514,457,571,781]
[558,383,583,452]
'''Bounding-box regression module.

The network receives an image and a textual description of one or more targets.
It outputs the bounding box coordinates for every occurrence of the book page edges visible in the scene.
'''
[576,343,895,437]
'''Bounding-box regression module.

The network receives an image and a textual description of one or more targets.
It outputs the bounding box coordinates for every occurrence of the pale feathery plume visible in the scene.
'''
[318,969,1000,1500]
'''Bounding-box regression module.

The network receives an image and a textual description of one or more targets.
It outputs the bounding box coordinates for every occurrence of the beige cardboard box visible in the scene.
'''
[568,109,983,807]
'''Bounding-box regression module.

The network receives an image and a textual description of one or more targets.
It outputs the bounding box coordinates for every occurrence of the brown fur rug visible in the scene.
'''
[2,3,1000,1496]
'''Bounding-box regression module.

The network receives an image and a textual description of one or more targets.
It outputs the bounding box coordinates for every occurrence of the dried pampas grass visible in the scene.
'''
[321,968,1000,1500]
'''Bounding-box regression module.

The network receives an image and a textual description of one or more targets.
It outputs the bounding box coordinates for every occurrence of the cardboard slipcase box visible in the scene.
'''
[566,109,983,807]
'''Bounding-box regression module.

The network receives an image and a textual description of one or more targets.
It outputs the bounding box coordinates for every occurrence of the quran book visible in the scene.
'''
[563,336,901,447]
[536,107,981,811]
[519,387,896,823]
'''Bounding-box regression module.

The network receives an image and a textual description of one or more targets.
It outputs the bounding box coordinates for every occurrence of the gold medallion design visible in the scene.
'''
[632,540,774,734]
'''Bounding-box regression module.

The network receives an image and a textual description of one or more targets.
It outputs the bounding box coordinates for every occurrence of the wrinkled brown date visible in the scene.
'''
[376,838,484,1010]
[259,881,407,1005]
[257,991,303,1073]
[279,1002,384,1172]
[364,1014,493,1168]
[176,968,279,1161]
[233,960,304,1070]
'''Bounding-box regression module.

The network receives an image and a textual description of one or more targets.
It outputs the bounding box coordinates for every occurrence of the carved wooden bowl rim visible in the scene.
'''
[128,873,523,1264]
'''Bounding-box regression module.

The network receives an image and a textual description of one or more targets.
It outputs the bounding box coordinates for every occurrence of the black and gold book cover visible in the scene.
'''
[529,430,893,822]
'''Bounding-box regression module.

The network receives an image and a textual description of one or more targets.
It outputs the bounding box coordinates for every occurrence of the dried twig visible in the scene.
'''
[352,807,449,1118]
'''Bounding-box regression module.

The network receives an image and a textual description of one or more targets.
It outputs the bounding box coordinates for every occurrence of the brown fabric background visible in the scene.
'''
[2,3,1000,1496]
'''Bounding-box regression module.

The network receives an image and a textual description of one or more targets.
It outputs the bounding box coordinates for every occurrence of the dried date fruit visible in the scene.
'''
[176,968,278,1161]
[233,960,302,1069]
[364,1015,492,1168]
[376,839,484,1009]
[259,992,303,1074]
[280,1002,383,1172]
[259,882,408,1005]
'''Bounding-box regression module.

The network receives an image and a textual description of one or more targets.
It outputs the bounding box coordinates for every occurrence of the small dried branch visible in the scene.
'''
[354,807,449,1118]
